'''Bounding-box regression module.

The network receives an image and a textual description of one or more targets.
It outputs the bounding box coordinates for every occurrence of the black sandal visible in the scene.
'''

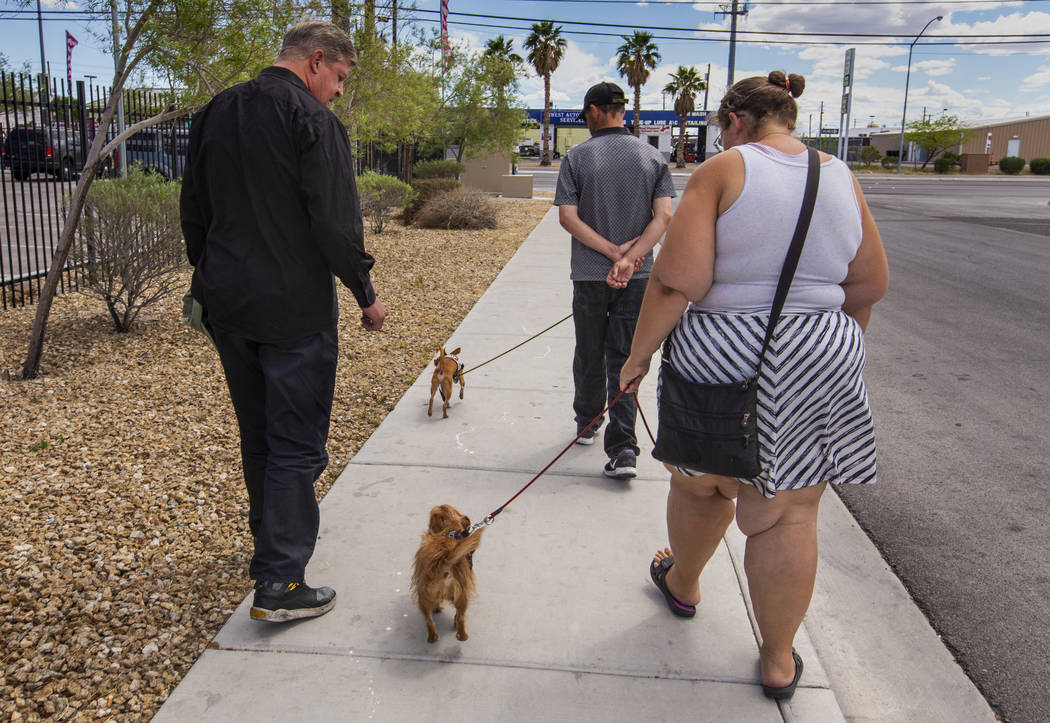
[649,555,696,618]
[762,649,804,700]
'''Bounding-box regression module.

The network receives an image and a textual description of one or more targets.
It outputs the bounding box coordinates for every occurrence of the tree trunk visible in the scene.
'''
[676,116,687,168]
[21,87,125,379]
[541,74,551,167]
[633,85,641,137]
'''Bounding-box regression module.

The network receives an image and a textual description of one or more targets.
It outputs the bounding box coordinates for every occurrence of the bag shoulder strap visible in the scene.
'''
[754,146,821,375]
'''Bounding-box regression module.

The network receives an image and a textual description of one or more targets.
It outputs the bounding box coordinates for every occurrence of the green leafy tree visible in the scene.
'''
[341,28,441,153]
[616,31,660,137]
[905,115,972,170]
[21,0,299,379]
[435,37,525,164]
[524,21,566,167]
[860,144,882,168]
[664,65,705,168]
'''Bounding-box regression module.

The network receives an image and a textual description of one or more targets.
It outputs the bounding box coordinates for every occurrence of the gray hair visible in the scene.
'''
[278,20,358,66]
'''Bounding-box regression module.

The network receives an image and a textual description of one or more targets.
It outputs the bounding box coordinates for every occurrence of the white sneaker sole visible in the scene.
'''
[604,465,637,479]
[249,596,336,622]
[575,436,596,445]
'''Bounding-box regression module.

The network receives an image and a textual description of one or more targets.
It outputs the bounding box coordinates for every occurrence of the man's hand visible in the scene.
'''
[361,299,387,331]
[607,237,645,288]
[606,257,636,288]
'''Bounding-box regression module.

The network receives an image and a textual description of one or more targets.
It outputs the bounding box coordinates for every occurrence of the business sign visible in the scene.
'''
[526,108,709,126]
[838,48,856,161]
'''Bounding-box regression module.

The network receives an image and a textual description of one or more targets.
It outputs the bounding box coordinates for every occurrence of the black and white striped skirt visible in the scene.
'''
[664,310,877,498]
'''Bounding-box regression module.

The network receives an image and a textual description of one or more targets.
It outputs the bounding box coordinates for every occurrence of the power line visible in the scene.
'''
[414,8,1050,39]
[415,16,1050,47]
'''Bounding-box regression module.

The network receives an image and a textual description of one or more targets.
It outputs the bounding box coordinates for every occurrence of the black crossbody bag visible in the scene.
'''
[652,147,821,478]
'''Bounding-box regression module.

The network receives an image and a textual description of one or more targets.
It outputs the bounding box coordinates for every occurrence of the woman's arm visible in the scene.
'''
[841,175,890,332]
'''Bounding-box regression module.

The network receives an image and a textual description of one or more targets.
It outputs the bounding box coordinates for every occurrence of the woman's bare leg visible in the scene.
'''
[656,466,739,606]
[735,481,827,688]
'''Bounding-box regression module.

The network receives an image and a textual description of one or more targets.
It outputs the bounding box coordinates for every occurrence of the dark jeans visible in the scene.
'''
[210,325,338,583]
[572,278,647,458]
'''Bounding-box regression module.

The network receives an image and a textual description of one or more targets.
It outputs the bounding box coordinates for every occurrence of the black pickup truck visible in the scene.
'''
[2,125,84,181]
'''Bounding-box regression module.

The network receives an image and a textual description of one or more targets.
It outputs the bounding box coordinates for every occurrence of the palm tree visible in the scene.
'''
[485,35,522,64]
[616,31,660,137]
[664,65,706,168]
[483,35,522,107]
[524,21,566,166]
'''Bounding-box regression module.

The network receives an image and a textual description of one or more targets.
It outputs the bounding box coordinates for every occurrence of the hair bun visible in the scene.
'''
[767,70,805,98]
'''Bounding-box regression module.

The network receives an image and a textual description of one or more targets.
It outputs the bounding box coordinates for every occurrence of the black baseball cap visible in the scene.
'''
[577,82,628,120]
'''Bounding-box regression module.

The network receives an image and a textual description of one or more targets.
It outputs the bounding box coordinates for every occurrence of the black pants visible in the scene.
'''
[211,325,338,582]
[572,279,647,458]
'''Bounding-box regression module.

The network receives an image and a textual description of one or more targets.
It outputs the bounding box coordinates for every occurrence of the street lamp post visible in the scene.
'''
[897,15,942,174]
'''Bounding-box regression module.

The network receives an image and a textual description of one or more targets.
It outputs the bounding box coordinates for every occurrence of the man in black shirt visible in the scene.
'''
[181,21,386,622]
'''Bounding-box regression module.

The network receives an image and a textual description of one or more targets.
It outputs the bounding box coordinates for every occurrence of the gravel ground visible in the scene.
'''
[0,200,551,722]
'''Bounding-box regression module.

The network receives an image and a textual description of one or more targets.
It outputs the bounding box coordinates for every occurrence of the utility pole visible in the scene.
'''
[703,63,711,110]
[814,100,823,149]
[112,0,126,177]
[717,1,748,89]
[392,0,398,47]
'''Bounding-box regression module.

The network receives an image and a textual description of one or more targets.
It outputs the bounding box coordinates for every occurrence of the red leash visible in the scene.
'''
[452,389,658,538]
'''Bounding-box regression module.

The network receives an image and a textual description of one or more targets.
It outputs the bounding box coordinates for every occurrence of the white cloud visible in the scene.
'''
[1022,65,1050,91]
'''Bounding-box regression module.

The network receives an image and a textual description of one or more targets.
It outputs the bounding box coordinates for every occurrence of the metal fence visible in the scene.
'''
[1,72,182,309]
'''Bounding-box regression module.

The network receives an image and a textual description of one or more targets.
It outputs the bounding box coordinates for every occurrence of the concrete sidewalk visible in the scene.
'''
[156,208,995,722]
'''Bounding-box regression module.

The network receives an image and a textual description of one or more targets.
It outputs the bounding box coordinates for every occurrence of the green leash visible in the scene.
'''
[459,313,573,377]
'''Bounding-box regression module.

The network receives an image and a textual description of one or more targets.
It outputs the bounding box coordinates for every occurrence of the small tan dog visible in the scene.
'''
[411,504,483,643]
[428,347,465,419]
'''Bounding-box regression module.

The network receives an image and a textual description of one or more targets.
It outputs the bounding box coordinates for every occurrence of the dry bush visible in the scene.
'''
[414,188,498,230]
[403,177,461,223]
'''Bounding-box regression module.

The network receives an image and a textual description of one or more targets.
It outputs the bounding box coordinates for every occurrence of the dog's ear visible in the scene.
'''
[450,347,461,356]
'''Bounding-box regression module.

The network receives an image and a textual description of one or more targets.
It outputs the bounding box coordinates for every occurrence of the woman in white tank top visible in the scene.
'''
[617,71,889,699]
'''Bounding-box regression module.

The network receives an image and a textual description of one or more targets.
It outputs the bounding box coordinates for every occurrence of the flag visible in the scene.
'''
[440,0,450,69]
[66,31,78,94]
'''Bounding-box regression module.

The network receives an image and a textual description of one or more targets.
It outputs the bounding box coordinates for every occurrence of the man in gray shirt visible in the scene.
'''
[555,82,674,478]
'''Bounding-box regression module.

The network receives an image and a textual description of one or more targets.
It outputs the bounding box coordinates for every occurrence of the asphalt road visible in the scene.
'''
[533,166,1050,721]
[843,176,1050,723]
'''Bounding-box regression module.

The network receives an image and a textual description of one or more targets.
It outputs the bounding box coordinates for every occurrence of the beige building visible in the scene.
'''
[959,114,1050,164]
[863,114,1050,167]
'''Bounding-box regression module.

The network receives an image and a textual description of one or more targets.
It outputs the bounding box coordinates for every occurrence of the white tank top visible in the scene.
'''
[690,142,862,314]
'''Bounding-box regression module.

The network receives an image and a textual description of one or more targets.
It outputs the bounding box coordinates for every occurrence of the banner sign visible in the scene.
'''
[526,108,709,127]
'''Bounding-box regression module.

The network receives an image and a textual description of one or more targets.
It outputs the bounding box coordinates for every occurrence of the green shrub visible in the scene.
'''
[881,156,897,170]
[859,145,882,168]
[414,188,498,230]
[357,171,414,233]
[940,151,960,165]
[1029,157,1050,175]
[404,177,461,222]
[998,156,1025,175]
[72,167,185,332]
[933,156,955,174]
[412,159,464,180]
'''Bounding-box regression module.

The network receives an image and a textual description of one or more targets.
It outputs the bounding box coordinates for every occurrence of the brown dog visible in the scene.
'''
[411,504,482,643]
[428,347,465,419]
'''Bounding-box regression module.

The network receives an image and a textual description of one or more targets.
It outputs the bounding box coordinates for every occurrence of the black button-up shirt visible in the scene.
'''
[181,66,376,343]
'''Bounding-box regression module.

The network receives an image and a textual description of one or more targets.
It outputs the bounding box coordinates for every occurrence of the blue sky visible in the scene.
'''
[2,0,1047,133]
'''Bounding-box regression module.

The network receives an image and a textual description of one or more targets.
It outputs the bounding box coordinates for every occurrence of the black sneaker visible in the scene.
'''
[250,581,336,622]
[576,419,602,446]
[603,449,637,479]
[576,427,597,445]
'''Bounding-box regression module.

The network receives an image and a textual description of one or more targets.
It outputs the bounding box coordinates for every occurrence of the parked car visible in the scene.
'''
[2,125,84,181]
[115,128,187,180]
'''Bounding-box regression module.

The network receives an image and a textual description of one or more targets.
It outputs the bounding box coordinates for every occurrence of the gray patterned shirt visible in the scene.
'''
[554,126,675,281]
